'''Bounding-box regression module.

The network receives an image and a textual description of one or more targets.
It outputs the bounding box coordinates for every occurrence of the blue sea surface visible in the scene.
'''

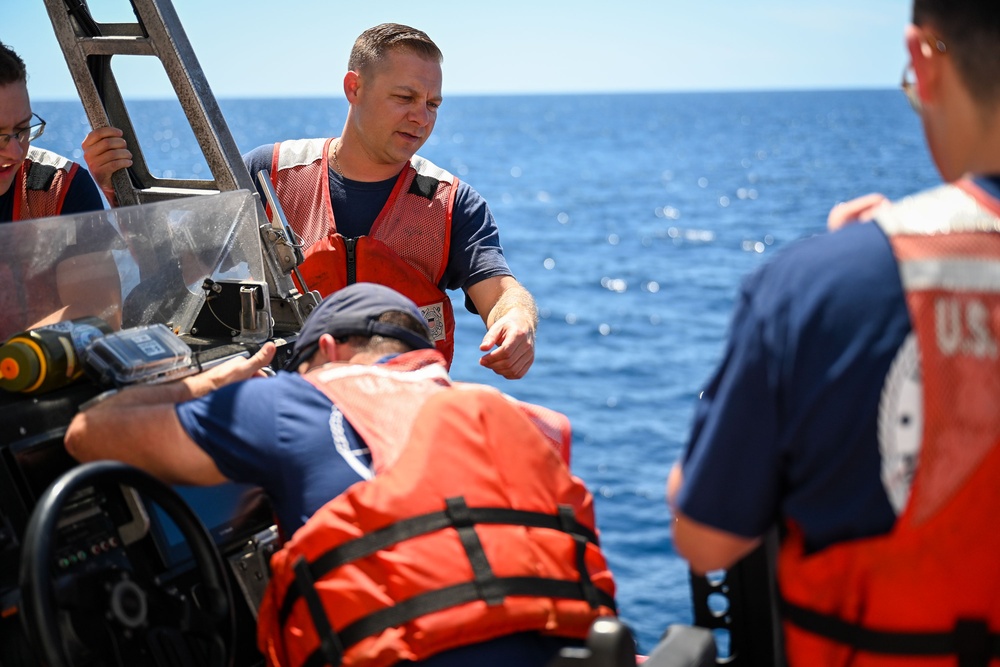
[35,90,940,653]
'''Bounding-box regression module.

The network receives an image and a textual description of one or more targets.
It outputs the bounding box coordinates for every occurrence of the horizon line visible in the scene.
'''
[34,84,897,104]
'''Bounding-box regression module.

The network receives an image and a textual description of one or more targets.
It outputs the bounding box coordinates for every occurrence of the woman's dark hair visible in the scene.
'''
[0,43,28,87]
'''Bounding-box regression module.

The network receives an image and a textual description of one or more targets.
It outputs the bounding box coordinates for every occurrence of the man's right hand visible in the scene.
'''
[82,127,133,206]
[196,342,278,396]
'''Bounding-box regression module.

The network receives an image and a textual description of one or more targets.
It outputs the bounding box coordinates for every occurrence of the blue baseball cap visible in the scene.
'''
[285,283,434,370]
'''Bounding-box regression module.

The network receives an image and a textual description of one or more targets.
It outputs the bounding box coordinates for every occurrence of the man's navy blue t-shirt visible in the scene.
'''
[680,176,1000,552]
[176,370,369,534]
[677,220,912,553]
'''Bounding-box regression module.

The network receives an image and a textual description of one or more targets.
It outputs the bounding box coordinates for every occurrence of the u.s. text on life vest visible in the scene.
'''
[934,296,997,358]
[900,259,1000,359]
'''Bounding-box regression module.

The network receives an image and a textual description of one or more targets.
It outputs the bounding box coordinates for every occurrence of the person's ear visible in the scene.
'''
[344,70,361,103]
[906,24,942,109]
[315,333,335,362]
[318,333,355,362]
[297,334,341,373]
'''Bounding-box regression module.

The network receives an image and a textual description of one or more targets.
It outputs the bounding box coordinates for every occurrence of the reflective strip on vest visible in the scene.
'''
[302,350,570,471]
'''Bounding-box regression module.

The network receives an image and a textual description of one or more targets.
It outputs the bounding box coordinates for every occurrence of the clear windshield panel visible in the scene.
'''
[0,190,265,341]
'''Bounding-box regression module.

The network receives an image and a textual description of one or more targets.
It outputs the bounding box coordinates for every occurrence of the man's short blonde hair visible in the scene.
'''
[348,23,443,77]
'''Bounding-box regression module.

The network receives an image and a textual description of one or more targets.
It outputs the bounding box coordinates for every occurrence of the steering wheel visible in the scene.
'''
[19,461,235,667]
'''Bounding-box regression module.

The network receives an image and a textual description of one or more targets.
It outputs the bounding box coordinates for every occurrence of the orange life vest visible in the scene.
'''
[269,139,457,366]
[256,351,615,667]
[778,179,1000,667]
[13,147,79,221]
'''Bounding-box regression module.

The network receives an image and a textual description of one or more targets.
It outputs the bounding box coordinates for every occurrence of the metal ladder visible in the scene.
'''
[42,0,318,331]
[42,0,251,205]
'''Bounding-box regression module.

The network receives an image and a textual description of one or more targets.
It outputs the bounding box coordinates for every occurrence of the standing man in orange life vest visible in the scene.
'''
[85,23,538,380]
[668,1,1000,665]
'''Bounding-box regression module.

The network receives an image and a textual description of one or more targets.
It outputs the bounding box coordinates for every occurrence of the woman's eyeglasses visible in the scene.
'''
[0,113,46,150]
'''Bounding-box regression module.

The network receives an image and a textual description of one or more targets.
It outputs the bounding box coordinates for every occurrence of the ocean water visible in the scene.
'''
[34,90,941,652]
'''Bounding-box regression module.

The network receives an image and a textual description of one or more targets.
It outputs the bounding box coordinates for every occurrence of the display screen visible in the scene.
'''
[147,482,272,567]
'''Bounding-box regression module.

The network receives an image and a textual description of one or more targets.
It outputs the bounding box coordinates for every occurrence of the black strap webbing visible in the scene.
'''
[279,504,600,625]
[292,556,343,667]
[25,162,57,192]
[560,505,601,610]
[783,599,1000,666]
[408,172,439,201]
[298,577,617,667]
[445,497,503,605]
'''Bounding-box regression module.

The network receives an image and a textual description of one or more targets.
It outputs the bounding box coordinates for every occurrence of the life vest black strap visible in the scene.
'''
[445,497,503,606]
[782,598,1000,666]
[297,577,617,667]
[560,505,601,610]
[292,556,343,667]
[409,172,440,201]
[279,503,601,625]
[25,161,58,192]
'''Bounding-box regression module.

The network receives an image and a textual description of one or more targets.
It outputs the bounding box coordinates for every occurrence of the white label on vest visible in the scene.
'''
[934,296,998,358]
[420,303,446,342]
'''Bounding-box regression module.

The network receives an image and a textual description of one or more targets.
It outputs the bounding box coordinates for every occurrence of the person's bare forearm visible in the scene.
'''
[62,345,276,485]
[487,282,538,330]
[469,278,538,379]
[84,343,276,412]
[86,376,207,411]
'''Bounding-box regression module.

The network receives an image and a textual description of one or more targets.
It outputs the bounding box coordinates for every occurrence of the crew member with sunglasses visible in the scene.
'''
[0,42,107,222]
[668,1,1000,664]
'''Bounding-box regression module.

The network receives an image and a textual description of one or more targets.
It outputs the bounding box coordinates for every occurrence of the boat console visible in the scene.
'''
[0,192,302,666]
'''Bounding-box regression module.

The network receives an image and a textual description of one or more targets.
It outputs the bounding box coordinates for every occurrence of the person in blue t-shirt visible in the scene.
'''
[668,3,1000,661]
[667,0,1000,575]
[65,283,593,666]
[85,23,538,380]
[670,219,913,561]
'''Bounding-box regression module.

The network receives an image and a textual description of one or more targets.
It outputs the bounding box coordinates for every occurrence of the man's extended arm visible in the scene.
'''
[64,344,276,485]
[666,462,761,575]
[466,275,537,379]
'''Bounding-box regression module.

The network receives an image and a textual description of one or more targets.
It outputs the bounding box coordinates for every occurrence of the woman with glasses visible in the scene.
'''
[0,43,123,334]
[0,42,105,222]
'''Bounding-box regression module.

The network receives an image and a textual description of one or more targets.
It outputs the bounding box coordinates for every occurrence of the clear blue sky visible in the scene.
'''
[13,0,912,100]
